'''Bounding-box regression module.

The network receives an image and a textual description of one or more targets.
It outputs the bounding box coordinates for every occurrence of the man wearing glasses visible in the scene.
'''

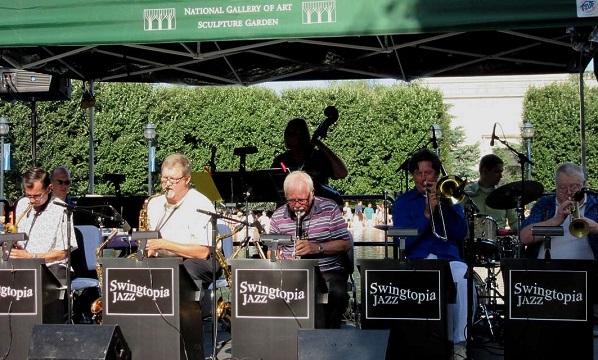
[521,162,598,259]
[51,166,74,206]
[145,153,220,285]
[269,171,351,328]
[10,167,76,284]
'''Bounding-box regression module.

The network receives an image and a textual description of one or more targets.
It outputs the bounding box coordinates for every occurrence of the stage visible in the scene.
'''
[203,315,598,359]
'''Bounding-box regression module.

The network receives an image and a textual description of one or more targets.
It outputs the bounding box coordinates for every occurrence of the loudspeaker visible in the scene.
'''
[28,324,131,360]
[298,329,389,360]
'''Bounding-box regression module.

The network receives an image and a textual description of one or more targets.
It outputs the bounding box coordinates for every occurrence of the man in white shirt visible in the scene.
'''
[145,154,220,286]
[11,167,76,284]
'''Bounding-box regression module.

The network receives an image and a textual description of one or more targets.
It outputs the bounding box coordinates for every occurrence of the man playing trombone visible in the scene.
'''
[520,162,598,259]
[391,148,469,358]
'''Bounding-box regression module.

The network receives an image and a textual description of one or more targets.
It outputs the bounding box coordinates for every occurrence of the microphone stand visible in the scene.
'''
[461,192,479,360]
[54,201,122,323]
[493,136,533,257]
[196,208,249,360]
[64,204,73,324]
[396,131,429,194]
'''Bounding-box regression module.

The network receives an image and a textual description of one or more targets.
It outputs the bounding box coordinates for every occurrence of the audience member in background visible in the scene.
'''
[51,166,75,206]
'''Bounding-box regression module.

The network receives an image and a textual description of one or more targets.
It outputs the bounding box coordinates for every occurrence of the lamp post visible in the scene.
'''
[0,117,9,200]
[143,123,156,195]
[430,124,442,157]
[522,121,535,180]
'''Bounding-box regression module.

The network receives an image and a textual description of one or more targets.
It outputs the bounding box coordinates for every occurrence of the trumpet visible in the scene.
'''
[569,198,590,238]
[425,175,466,241]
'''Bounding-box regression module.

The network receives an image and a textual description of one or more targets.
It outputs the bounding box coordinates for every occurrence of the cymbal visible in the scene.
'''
[485,180,544,210]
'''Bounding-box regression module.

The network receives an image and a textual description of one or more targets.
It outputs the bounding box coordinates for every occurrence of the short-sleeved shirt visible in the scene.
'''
[269,196,350,272]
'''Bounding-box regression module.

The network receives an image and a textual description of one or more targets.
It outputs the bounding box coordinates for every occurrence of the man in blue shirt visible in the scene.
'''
[392,148,469,357]
[521,162,598,259]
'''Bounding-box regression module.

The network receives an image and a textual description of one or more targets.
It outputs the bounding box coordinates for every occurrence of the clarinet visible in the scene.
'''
[294,211,304,259]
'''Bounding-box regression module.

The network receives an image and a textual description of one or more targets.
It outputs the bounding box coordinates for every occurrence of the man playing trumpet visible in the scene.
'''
[521,162,598,259]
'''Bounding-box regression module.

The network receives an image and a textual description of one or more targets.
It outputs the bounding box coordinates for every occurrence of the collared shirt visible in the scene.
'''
[269,196,350,272]
[16,195,76,267]
[147,188,214,255]
[522,194,598,259]
[465,181,519,229]
[392,188,467,261]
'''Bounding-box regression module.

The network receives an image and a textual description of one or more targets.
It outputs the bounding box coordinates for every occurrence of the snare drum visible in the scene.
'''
[472,214,498,260]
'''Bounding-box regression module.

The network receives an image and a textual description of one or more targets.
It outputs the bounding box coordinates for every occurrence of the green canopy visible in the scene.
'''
[0,0,597,84]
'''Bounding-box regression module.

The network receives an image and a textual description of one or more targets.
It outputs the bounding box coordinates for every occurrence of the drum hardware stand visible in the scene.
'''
[531,226,564,261]
[463,194,479,359]
[474,264,504,343]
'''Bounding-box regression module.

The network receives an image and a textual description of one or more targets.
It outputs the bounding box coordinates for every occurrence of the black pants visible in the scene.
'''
[321,269,349,329]
[183,257,222,288]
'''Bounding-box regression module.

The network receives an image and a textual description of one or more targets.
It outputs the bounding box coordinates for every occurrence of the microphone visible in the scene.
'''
[574,188,586,202]
[490,123,497,146]
[252,220,266,235]
[53,200,76,211]
[108,205,132,233]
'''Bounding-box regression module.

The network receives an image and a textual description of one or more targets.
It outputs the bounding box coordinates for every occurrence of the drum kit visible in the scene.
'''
[471,180,544,343]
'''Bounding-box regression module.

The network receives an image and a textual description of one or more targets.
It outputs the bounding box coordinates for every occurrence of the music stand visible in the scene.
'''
[211,169,287,204]
[531,226,563,261]
[387,228,418,261]
[131,231,161,260]
[0,232,27,261]
[261,234,293,262]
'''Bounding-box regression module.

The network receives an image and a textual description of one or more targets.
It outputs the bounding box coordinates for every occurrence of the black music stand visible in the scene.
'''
[387,227,418,261]
[0,233,27,261]
[211,169,287,204]
[261,234,293,262]
[531,226,563,261]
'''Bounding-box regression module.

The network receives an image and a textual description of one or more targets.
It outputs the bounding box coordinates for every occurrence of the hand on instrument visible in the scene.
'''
[145,238,168,257]
[554,199,574,223]
[294,239,316,256]
[9,248,35,259]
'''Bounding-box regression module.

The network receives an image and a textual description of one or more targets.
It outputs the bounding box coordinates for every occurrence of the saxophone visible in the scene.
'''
[90,228,118,324]
[139,192,164,232]
[5,203,34,233]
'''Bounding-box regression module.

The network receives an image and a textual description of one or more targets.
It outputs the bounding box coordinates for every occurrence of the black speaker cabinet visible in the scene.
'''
[28,324,131,360]
[298,329,390,360]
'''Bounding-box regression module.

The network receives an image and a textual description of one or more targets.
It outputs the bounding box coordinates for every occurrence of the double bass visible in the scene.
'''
[307,106,344,205]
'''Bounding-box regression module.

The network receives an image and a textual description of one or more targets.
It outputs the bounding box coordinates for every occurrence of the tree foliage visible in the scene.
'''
[522,76,598,191]
[0,80,480,203]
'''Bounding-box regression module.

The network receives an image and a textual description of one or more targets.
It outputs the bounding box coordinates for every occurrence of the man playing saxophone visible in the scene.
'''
[10,167,76,285]
[521,162,598,259]
[144,153,221,286]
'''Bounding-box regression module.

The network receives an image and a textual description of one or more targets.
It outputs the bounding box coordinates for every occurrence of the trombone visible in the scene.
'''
[425,175,466,241]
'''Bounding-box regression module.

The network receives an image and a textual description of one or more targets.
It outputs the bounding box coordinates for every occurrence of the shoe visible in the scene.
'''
[453,344,467,359]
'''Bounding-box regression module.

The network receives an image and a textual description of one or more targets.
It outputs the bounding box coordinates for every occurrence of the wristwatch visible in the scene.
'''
[318,245,324,254]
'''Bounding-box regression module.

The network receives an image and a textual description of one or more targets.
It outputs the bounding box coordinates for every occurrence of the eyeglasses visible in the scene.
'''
[556,183,583,194]
[413,170,436,178]
[54,179,71,185]
[287,198,310,205]
[25,189,48,201]
[160,176,185,184]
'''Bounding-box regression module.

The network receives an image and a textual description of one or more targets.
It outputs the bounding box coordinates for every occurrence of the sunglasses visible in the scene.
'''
[55,180,71,185]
